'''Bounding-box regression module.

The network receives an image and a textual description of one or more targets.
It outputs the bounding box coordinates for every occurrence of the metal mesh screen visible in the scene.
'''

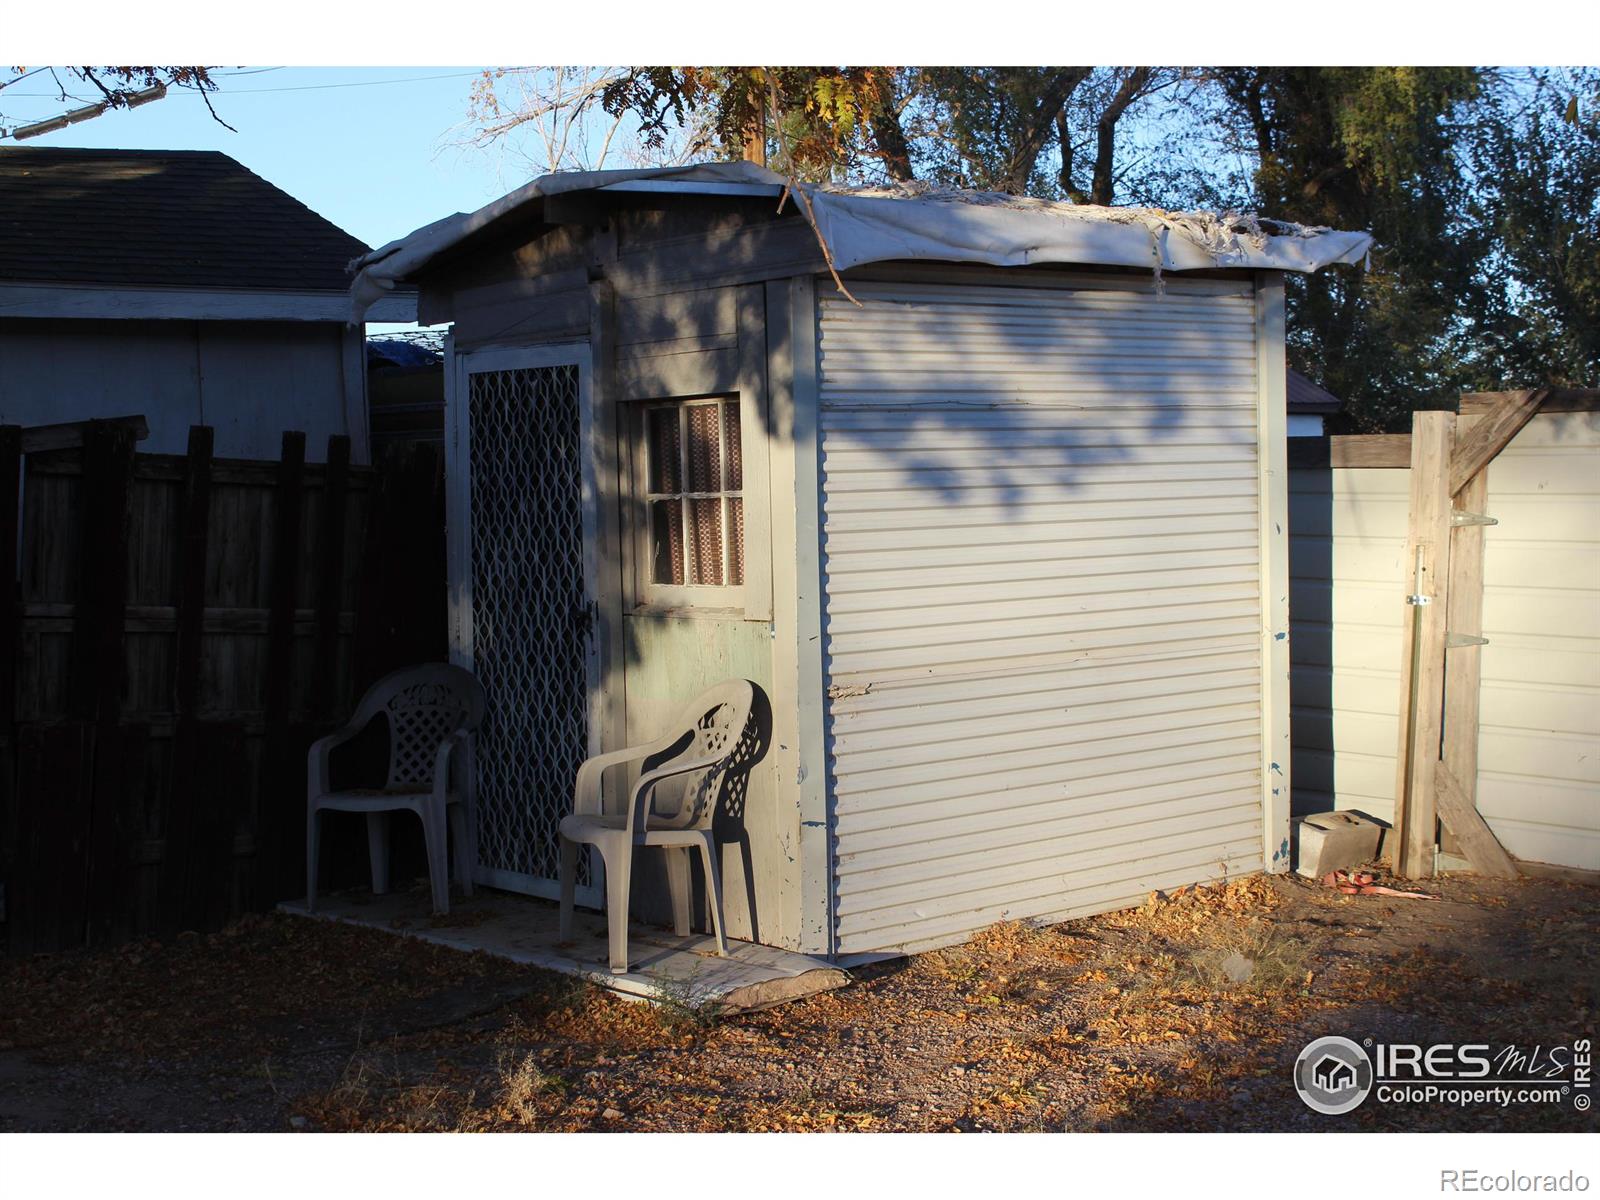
[467,363,590,891]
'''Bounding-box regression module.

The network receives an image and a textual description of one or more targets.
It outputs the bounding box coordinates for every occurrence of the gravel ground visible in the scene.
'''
[1,870,1594,1132]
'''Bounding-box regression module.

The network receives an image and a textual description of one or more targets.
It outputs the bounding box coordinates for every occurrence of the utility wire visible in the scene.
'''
[3,69,482,99]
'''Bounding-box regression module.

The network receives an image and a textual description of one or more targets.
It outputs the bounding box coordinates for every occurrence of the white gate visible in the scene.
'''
[447,342,601,904]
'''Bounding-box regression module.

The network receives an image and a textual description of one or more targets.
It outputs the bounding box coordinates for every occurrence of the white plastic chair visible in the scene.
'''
[306,664,484,915]
[559,679,755,974]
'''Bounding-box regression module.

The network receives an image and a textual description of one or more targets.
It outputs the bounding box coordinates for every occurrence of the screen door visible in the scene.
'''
[448,342,601,905]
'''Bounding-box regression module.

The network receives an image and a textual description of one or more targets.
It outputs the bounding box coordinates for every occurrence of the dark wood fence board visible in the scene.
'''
[1,426,19,730]
[69,424,135,721]
[312,436,352,721]
[87,723,149,946]
[12,723,95,953]
[0,734,16,950]
[3,426,444,954]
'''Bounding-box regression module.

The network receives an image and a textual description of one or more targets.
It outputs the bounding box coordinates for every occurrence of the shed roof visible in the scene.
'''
[349,161,1374,321]
[0,146,371,292]
[1287,369,1343,416]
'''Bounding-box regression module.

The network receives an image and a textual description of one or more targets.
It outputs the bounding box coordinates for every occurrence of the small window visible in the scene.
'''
[636,397,745,607]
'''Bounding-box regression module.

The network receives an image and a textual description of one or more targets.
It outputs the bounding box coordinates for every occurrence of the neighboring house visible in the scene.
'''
[1287,368,1342,436]
[0,147,414,462]
[350,162,1372,959]
[367,336,444,456]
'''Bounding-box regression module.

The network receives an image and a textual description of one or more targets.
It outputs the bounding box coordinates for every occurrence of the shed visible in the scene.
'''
[0,146,415,462]
[1287,369,1342,437]
[351,162,1371,959]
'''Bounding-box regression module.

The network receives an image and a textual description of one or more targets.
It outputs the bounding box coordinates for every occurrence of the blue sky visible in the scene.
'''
[2,67,523,251]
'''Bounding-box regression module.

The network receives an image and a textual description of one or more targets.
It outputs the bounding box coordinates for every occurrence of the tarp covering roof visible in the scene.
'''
[348,161,1373,322]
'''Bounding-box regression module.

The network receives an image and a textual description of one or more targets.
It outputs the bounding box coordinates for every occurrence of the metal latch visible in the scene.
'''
[1451,511,1499,527]
[1406,594,1433,606]
[1445,633,1490,649]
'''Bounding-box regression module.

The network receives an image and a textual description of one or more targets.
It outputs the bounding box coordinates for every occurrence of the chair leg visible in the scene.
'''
[605,844,632,975]
[461,799,478,897]
[558,835,578,941]
[306,807,321,913]
[420,804,450,916]
[696,834,729,957]
[448,803,473,898]
[366,813,391,896]
[664,846,692,937]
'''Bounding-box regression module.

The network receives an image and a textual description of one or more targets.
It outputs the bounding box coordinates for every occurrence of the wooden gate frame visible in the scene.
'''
[1390,388,1598,877]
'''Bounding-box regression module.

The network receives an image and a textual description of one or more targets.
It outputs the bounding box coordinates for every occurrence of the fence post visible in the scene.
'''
[0,425,18,948]
[257,432,306,908]
[351,443,391,691]
[312,435,351,723]
[1392,411,1454,878]
[1,424,19,731]
[69,421,134,722]
[162,426,219,933]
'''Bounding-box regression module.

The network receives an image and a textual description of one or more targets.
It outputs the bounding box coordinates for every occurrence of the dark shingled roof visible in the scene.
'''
[0,146,370,291]
[1288,368,1343,416]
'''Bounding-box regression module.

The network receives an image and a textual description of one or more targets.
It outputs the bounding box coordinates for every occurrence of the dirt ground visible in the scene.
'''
[1,870,1594,1133]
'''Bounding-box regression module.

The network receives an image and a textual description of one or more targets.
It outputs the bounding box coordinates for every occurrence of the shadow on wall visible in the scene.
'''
[463,258,1287,945]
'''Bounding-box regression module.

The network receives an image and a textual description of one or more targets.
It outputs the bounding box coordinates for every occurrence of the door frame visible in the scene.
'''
[445,338,605,904]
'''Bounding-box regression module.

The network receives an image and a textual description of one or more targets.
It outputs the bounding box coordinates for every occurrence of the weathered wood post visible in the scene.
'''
[1392,410,1454,877]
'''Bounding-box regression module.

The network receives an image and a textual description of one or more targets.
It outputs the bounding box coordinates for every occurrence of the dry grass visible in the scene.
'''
[4,872,1594,1133]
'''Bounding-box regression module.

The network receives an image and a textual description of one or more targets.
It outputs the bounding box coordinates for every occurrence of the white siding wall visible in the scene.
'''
[817,276,1268,955]
[0,317,364,462]
[1288,410,1600,871]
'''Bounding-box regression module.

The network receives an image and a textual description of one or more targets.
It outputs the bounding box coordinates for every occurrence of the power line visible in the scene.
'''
[3,69,482,99]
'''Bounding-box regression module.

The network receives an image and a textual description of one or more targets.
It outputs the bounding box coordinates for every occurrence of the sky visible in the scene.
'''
[1,67,525,252]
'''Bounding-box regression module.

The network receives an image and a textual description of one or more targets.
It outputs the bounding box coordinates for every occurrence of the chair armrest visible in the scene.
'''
[572,744,654,818]
[627,752,730,834]
[307,724,365,799]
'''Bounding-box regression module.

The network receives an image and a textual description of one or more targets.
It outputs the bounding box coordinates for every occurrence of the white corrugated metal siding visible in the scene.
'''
[1287,410,1600,871]
[817,276,1267,956]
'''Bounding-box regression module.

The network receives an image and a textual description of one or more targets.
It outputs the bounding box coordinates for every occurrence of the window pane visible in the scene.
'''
[728,496,744,585]
[687,497,724,586]
[724,400,742,490]
[648,407,680,493]
[686,403,721,493]
[650,500,685,585]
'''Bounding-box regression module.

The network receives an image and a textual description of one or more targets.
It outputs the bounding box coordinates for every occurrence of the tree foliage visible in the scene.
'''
[1212,67,1485,429]
[468,66,1593,422]
[1458,68,1599,391]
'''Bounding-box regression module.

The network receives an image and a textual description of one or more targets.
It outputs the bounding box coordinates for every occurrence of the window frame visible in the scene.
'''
[626,393,755,615]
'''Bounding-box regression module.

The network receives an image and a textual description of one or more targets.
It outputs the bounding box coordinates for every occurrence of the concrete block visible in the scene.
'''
[1295,811,1384,879]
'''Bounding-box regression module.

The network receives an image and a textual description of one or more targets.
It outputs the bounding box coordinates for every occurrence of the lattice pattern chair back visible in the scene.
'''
[648,680,755,830]
[348,665,486,791]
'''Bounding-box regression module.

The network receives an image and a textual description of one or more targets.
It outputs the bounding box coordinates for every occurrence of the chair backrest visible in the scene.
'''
[351,664,485,790]
[648,679,756,828]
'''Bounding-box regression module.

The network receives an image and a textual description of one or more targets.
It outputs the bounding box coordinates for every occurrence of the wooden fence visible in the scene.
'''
[0,419,447,954]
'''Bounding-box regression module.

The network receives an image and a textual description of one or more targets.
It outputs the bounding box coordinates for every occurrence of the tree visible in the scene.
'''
[592,67,1173,199]
[1213,67,1485,430]
[454,67,720,178]
[1,67,227,137]
[1459,68,1599,388]
[461,65,1594,420]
